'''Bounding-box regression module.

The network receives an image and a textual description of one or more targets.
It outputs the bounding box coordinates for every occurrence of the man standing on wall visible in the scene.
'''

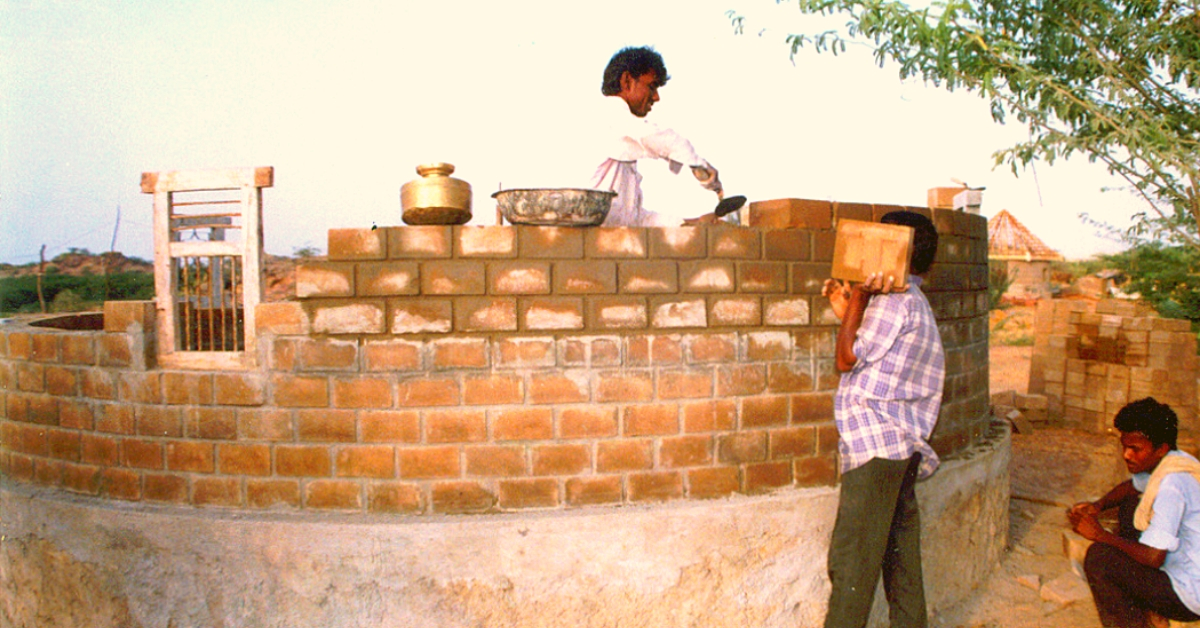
[820,211,945,628]
[589,46,722,226]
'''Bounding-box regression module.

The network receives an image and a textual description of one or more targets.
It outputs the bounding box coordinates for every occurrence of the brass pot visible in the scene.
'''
[400,163,472,225]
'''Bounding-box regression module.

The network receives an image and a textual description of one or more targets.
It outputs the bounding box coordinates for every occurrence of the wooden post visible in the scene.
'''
[36,245,46,313]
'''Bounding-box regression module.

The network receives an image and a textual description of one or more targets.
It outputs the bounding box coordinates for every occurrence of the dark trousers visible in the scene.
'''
[1084,493,1200,627]
[825,455,926,628]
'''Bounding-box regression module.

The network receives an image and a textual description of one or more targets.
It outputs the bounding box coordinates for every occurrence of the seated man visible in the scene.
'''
[1068,397,1200,628]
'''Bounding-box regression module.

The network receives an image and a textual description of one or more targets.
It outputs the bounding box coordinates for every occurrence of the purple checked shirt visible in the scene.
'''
[834,276,945,479]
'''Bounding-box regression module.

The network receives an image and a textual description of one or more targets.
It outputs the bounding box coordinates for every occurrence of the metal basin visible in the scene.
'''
[492,188,616,226]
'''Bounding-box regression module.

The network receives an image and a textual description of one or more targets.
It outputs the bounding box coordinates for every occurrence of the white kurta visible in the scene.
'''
[586,97,719,226]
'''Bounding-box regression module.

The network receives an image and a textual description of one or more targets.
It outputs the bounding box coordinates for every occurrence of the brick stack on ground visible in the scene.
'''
[1027,299,1197,442]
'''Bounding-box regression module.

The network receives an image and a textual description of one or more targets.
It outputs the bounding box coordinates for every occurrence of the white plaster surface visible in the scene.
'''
[0,425,1010,628]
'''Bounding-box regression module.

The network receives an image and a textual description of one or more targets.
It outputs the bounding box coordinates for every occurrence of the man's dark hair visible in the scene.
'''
[880,211,938,275]
[601,47,669,96]
[1114,397,1179,450]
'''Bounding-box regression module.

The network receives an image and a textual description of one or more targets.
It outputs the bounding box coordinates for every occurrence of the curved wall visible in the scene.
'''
[0,202,989,514]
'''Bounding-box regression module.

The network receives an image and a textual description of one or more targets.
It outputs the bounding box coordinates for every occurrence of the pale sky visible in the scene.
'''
[0,0,1142,265]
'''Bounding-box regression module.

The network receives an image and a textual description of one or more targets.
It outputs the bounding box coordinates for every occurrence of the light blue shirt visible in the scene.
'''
[1132,450,1200,614]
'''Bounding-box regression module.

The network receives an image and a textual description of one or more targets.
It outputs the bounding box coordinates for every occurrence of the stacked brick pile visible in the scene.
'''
[0,200,992,514]
[1029,299,1197,437]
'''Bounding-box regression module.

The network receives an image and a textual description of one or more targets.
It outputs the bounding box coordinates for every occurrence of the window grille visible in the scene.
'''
[141,167,272,369]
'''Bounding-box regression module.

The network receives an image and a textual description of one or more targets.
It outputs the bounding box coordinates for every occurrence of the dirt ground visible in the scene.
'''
[930,307,1120,627]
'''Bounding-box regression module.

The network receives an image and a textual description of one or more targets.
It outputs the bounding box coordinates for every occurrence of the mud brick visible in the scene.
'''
[745,461,793,493]
[651,297,707,328]
[812,231,837,262]
[297,409,357,442]
[454,297,518,332]
[431,480,496,513]
[426,409,487,443]
[276,445,332,477]
[14,364,43,394]
[687,467,740,499]
[492,407,553,440]
[98,468,141,501]
[256,302,311,336]
[791,392,835,424]
[532,443,591,475]
[295,262,355,298]
[626,334,683,366]
[97,334,132,368]
[462,374,523,406]
[649,227,706,259]
[795,328,836,358]
[794,454,838,486]
[45,366,78,396]
[399,445,461,478]
[768,362,815,394]
[769,426,817,459]
[162,372,213,406]
[5,454,34,483]
[3,423,43,455]
[759,230,813,267]
[59,400,94,430]
[118,372,161,404]
[136,405,182,437]
[681,260,735,292]
[237,408,293,441]
[743,331,790,362]
[586,227,648,258]
[466,445,526,477]
[709,226,761,259]
[529,372,589,404]
[360,410,420,443]
[716,364,767,397]
[431,338,488,369]
[166,441,215,473]
[491,337,554,369]
[121,438,164,470]
[310,301,385,335]
[336,445,396,478]
[456,225,516,258]
[387,224,454,259]
[6,332,31,359]
[30,333,59,362]
[624,403,681,436]
[743,395,791,428]
[331,377,393,409]
[363,339,423,371]
[686,333,737,363]
[421,260,486,295]
[559,406,618,438]
[749,199,832,229]
[660,434,712,467]
[247,479,302,508]
[553,260,617,294]
[396,377,460,407]
[103,300,154,333]
[357,262,419,296]
[628,471,684,502]
[619,261,679,293]
[328,227,386,260]
[596,439,652,472]
[46,428,80,461]
[271,375,329,408]
[388,298,453,335]
[520,297,584,331]
[588,296,648,329]
[517,226,584,258]
[566,476,623,505]
[81,433,119,466]
[63,464,102,496]
[60,334,96,365]
[655,370,709,399]
[764,297,811,327]
[734,262,787,293]
[306,480,362,510]
[718,430,767,463]
[489,261,551,295]
[298,338,360,372]
[217,443,271,476]
[708,296,761,326]
[367,482,423,514]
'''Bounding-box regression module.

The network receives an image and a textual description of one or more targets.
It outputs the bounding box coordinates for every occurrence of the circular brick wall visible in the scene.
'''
[0,202,989,514]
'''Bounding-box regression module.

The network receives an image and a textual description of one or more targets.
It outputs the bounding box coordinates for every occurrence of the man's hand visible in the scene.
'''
[1067,501,1100,522]
[858,272,897,295]
[682,213,720,226]
[822,279,851,321]
[690,164,721,194]
[1071,510,1107,541]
